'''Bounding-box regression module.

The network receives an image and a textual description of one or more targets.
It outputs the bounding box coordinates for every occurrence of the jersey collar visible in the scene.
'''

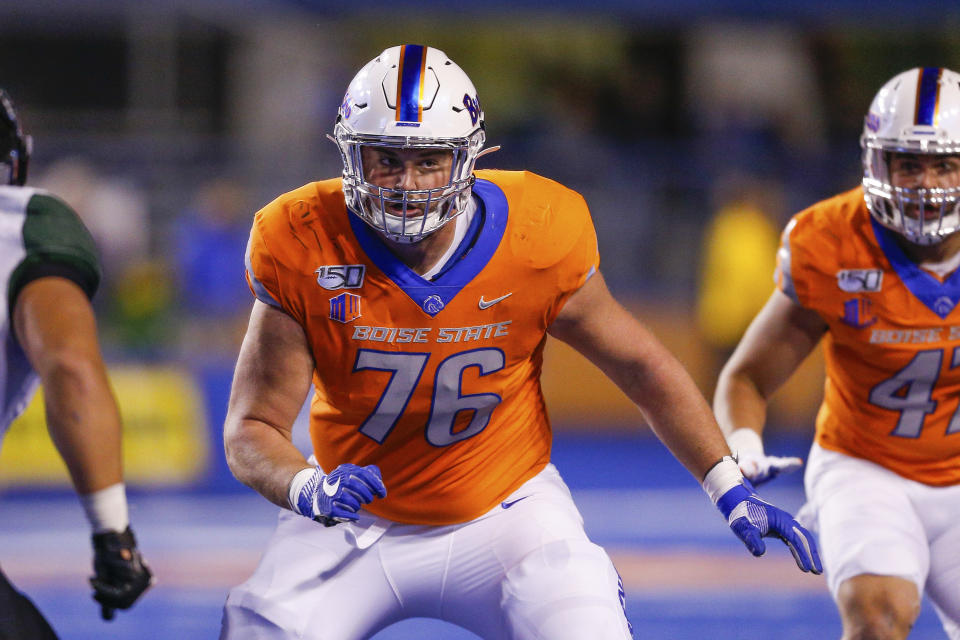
[349,179,509,317]
[871,217,960,318]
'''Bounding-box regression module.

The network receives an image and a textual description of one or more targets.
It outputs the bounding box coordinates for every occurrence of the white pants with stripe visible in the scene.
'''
[220,463,633,640]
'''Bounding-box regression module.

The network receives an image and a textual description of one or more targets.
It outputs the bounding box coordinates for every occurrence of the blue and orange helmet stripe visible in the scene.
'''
[395,44,427,123]
[915,66,943,127]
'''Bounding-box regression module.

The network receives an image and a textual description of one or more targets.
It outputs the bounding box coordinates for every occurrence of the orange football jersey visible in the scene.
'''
[245,170,599,524]
[777,186,960,486]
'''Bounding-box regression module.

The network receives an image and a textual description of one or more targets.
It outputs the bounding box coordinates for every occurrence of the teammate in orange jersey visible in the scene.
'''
[715,67,960,640]
[220,44,820,640]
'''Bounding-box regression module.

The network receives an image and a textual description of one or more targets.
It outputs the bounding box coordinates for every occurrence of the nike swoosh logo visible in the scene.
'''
[322,476,341,496]
[479,293,512,309]
[501,496,530,509]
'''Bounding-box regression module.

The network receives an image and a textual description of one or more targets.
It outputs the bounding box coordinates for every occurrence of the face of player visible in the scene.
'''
[360,146,454,217]
[889,153,960,221]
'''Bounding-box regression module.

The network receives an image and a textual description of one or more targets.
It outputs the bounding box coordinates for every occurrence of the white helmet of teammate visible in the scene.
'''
[332,44,486,243]
[862,67,960,245]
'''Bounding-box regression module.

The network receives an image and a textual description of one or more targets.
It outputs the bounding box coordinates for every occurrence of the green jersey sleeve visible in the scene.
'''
[8,193,102,311]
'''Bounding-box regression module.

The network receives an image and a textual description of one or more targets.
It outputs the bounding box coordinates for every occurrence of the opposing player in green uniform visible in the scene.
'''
[0,89,152,638]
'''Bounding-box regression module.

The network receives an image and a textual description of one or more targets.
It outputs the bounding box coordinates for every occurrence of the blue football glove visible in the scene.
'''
[290,463,386,527]
[704,456,822,574]
[717,480,822,574]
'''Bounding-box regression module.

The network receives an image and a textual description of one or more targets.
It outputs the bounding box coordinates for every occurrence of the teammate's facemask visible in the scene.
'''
[0,89,31,187]
[332,44,486,244]
[862,67,960,245]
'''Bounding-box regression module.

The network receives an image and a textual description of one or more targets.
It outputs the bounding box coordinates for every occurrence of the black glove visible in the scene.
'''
[90,526,153,620]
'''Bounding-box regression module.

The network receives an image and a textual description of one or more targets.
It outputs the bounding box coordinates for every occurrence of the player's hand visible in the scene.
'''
[726,427,802,486]
[735,450,803,486]
[716,480,822,574]
[90,526,154,620]
[291,464,387,526]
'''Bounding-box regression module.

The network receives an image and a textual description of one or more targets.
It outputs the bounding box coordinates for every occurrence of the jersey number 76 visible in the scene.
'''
[353,348,505,446]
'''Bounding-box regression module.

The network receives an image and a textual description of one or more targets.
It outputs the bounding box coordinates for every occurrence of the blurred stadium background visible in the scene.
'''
[1,0,959,637]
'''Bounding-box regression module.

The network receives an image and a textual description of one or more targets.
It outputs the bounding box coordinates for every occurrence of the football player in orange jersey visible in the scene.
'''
[220,45,820,640]
[715,67,960,640]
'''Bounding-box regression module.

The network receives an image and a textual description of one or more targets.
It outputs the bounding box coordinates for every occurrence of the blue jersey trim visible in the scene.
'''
[778,219,799,304]
[348,178,509,316]
[871,217,960,318]
[429,202,484,281]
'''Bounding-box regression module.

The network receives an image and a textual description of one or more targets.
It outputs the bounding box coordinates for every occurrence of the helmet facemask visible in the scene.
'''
[863,147,960,246]
[334,125,485,244]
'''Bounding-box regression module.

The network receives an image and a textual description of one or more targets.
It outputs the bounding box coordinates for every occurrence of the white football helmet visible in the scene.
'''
[333,44,485,243]
[862,67,960,245]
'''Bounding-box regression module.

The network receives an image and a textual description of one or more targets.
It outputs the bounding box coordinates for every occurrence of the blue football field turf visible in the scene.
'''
[0,432,949,639]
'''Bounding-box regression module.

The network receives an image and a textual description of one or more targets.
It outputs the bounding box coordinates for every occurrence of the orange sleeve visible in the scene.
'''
[547,186,601,326]
[775,206,841,313]
[495,171,599,326]
[244,201,308,326]
[245,209,282,307]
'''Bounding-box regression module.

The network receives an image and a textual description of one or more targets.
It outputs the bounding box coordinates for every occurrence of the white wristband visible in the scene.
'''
[701,456,745,505]
[287,467,318,514]
[79,483,129,534]
[726,428,764,459]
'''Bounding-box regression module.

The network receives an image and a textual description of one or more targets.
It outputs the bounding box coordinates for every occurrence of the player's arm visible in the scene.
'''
[14,277,122,494]
[548,271,728,479]
[223,301,385,522]
[13,276,152,619]
[223,300,317,507]
[548,272,821,573]
[713,289,827,484]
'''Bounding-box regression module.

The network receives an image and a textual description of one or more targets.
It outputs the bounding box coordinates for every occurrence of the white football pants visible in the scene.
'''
[220,463,633,640]
[804,443,960,639]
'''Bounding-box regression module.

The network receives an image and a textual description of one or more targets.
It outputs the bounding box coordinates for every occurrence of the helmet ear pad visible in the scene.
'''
[0,89,30,186]
[860,67,960,245]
